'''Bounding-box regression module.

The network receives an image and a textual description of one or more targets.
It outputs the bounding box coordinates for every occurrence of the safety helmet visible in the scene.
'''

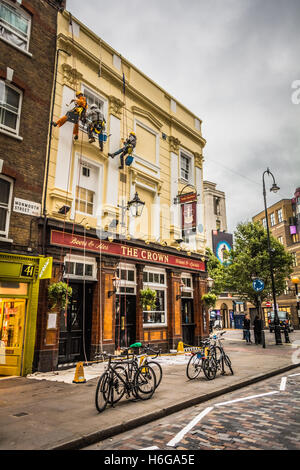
[76,90,83,97]
[90,104,97,109]
[130,132,136,136]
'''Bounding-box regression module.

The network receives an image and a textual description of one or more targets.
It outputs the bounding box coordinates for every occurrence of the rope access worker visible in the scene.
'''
[86,104,106,151]
[52,91,88,141]
[108,132,136,169]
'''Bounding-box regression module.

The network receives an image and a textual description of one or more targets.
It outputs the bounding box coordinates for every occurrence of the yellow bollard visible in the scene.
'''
[177,341,184,352]
[73,362,86,384]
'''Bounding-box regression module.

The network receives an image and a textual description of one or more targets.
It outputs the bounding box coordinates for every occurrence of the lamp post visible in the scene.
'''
[118,192,145,228]
[291,276,300,327]
[262,168,282,345]
[206,277,214,332]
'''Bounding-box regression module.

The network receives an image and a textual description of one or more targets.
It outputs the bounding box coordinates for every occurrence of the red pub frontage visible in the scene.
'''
[34,221,208,372]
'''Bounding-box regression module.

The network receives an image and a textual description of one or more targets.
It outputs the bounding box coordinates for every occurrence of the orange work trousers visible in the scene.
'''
[55,115,79,136]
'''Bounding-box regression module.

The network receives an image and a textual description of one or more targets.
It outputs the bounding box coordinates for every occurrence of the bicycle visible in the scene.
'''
[139,344,163,388]
[202,331,234,380]
[95,353,156,413]
[186,338,211,380]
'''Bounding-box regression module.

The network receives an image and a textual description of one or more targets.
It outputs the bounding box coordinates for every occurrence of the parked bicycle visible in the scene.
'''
[202,331,234,380]
[95,352,156,413]
[186,338,211,380]
[139,343,163,388]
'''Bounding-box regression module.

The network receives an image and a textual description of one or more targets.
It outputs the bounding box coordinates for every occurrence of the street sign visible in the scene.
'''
[252,278,265,292]
[265,301,271,307]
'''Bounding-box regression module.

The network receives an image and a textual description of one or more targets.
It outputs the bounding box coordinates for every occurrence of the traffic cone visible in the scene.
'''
[73,362,86,384]
[177,341,184,353]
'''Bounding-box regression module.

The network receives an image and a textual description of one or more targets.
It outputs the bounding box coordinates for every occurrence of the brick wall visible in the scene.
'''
[0,0,62,254]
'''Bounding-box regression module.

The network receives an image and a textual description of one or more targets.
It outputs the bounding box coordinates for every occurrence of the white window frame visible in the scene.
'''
[179,149,194,184]
[71,153,103,221]
[81,84,108,123]
[0,174,13,237]
[0,79,22,137]
[133,118,160,175]
[270,212,275,227]
[143,266,167,327]
[63,254,97,281]
[0,0,32,53]
[116,262,136,295]
[262,217,267,228]
[181,273,193,299]
[277,208,283,223]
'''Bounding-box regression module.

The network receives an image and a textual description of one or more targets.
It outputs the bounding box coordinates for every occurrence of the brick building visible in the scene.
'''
[252,187,300,329]
[0,0,65,376]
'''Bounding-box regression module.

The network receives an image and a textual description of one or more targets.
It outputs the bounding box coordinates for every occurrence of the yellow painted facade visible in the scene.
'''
[44,10,206,252]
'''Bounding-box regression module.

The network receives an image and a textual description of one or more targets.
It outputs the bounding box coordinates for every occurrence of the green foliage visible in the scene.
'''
[225,221,293,307]
[201,292,217,309]
[48,282,72,310]
[140,287,157,310]
[205,248,228,296]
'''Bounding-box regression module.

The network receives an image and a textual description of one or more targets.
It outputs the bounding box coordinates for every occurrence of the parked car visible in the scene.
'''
[267,311,294,333]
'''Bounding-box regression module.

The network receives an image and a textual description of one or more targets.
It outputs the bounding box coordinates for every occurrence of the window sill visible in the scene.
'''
[0,37,32,58]
[0,128,23,141]
[0,237,13,243]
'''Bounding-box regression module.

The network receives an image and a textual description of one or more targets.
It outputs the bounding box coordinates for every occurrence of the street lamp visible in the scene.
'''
[118,192,145,227]
[262,168,282,345]
[291,276,300,326]
[108,274,120,298]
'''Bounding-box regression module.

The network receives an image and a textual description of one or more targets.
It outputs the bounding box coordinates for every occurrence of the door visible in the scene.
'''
[115,295,136,349]
[58,282,93,364]
[0,298,26,376]
[181,298,195,346]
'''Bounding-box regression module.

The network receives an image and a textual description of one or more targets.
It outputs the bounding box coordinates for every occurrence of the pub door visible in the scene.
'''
[181,298,195,346]
[58,282,93,364]
[115,295,136,349]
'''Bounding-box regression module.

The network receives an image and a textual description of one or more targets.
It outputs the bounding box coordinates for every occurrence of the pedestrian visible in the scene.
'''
[253,314,262,345]
[243,314,252,344]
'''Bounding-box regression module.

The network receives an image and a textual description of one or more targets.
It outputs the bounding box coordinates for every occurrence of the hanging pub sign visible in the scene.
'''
[179,192,197,237]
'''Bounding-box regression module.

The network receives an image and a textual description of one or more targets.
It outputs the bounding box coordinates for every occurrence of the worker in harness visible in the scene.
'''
[108,132,136,169]
[86,104,106,151]
[52,91,88,141]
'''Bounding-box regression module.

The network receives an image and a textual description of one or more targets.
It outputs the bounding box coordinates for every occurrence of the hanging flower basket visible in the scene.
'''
[48,282,72,310]
[140,288,157,311]
[201,293,217,309]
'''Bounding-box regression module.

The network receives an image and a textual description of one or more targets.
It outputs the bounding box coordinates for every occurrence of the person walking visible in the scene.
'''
[254,314,262,345]
[243,314,252,344]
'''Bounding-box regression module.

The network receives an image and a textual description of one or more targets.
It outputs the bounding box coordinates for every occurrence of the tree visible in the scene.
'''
[205,247,228,296]
[225,221,293,310]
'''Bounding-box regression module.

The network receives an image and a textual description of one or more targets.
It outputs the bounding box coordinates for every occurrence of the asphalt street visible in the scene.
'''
[84,366,300,450]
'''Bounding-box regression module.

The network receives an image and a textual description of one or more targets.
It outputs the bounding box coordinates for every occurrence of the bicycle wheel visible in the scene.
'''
[134,365,156,400]
[146,361,163,388]
[203,357,217,380]
[223,354,234,375]
[186,354,203,380]
[109,366,127,404]
[95,372,110,412]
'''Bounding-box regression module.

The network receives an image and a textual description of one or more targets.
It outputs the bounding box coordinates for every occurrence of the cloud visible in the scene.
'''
[69,0,300,233]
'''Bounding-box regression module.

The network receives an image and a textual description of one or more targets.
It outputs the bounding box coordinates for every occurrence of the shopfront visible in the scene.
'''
[0,253,52,376]
[44,228,208,363]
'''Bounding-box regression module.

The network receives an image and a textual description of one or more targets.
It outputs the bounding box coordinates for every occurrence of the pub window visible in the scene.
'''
[0,0,31,52]
[0,175,13,237]
[117,264,136,295]
[181,274,193,298]
[143,267,167,325]
[64,256,96,280]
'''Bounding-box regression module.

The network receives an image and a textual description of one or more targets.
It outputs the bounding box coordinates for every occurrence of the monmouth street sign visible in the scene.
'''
[50,230,205,272]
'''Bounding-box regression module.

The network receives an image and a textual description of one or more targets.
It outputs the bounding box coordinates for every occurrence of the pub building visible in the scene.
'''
[34,221,208,372]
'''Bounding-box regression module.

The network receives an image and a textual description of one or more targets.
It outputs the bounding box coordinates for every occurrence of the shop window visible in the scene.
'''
[143,267,167,325]
[0,79,22,136]
[0,175,13,237]
[0,0,31,51]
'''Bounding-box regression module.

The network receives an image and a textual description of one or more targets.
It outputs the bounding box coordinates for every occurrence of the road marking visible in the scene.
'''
[288,373,300,377]
[166,407,214,448]
[214,390,279,407]
[142,446,159,450]
[279,377,287,391]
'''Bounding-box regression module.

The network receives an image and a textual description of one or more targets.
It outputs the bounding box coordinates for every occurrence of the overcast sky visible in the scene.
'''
[69,0,300,233]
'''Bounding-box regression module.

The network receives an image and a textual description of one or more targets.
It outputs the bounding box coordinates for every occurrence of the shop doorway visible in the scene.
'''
[181,298,195,346]
[0,298,26,376]
[115,295,136,349]
[58,282,93,364]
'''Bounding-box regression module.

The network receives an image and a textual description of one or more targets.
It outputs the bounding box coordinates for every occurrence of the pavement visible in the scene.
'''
[0,329,300,450]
